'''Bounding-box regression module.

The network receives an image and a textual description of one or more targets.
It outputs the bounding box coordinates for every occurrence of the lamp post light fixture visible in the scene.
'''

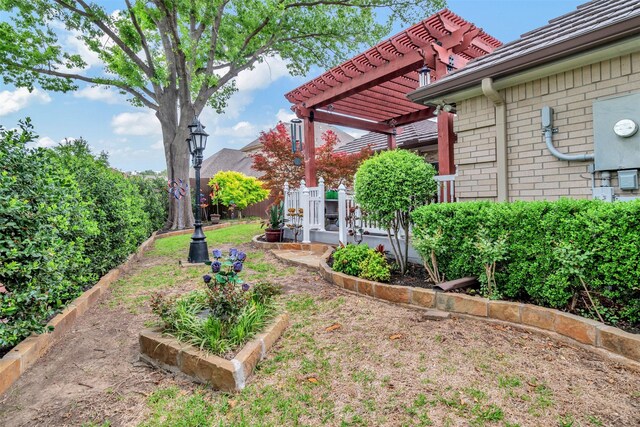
[187,116,210,264]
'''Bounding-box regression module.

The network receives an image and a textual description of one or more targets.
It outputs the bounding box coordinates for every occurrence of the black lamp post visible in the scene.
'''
[187,116,210,263]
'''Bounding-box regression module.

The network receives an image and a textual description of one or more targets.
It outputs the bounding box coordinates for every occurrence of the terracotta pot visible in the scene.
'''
[210,214,221,224]
[265,229,283,243]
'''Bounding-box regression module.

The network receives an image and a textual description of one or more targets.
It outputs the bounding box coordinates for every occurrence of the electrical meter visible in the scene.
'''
[613,119,638,138]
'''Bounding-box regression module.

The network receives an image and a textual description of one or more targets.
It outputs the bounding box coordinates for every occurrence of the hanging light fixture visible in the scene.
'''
[290,118,303,166]
[418,65,431,87]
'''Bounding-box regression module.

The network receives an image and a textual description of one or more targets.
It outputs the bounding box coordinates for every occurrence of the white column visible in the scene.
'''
[318,177,325,231]
[338,184,347,245]
[283,181,289,211]
[301,184,311,244]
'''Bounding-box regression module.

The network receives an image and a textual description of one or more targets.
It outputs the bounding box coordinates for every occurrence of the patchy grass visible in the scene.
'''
[148,223,262,258]
[108,264,203,313]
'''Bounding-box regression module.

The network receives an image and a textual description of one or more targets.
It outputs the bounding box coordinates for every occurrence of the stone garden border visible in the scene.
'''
[0,221,254,396]
[254,237,640,365]
[139,313,289,391]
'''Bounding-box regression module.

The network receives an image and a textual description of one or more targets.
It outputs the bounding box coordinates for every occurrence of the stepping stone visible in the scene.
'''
[418,310,451,322]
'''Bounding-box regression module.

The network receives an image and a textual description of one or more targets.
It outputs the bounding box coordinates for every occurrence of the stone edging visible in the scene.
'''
[0,231,159,396]
[139,313,289,391]
[258,239,640,365]
[0,222,263,395]
[250,234,328,255]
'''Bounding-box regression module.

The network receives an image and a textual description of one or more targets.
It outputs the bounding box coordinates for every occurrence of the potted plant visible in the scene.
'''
[209,183,221,224]
[262,201,284,242]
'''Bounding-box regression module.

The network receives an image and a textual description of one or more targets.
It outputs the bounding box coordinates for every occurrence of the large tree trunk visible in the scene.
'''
[159,105,195,230]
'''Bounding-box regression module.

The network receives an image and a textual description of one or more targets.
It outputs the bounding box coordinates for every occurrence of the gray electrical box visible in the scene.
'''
[593,92,640,171]
[618,169,638,190]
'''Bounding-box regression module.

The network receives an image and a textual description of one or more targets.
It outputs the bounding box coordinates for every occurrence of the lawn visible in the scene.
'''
[0,224,638,427]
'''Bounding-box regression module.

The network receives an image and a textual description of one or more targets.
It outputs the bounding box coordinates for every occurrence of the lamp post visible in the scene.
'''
[187,116,210,263]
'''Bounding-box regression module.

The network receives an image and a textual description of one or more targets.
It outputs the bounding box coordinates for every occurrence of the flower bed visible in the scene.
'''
[139,313,289,392]
[143,248,287,388]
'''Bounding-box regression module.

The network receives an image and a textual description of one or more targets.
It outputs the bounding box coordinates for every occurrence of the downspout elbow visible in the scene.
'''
[482,78,504,105]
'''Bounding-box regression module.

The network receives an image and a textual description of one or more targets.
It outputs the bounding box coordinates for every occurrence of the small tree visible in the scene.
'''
[413,228,446,284]
[315,130,372,189]
[209,171,268,216]
[474,227,508,298]
[354,150,437,275]
[250,123,304,195]
[251,123,371,194]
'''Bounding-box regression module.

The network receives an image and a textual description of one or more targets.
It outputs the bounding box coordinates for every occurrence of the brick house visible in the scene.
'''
[408,0,640,202]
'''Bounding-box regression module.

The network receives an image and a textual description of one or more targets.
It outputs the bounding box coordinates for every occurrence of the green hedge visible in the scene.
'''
[0,121,168,351]
[411,199,640,326]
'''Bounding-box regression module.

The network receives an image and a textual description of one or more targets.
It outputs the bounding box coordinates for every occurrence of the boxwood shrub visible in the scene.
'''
[0,121,168,352]
[332,244,391,282]
[411,199,640,326]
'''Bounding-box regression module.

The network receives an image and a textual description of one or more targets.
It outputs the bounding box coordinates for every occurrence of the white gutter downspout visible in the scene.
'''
[481,78,508,202]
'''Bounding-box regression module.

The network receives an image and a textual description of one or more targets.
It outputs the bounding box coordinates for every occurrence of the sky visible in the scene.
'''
[0,0,586,172]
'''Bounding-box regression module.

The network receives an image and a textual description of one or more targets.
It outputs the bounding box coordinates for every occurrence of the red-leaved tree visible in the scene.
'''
[250,123,305,196]
[316,130,373,189]
[251,123,372,194]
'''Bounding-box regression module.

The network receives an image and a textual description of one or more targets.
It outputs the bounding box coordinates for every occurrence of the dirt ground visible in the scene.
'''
[0,239,639,426]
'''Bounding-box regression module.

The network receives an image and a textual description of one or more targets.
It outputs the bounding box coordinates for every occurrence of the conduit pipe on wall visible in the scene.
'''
[541,106,594,162]
[481,78,508,202]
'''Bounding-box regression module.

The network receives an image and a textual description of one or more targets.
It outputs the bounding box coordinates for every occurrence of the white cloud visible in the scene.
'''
[34,136,58,148]
[0,88,51,116]
[111,110,160,136]
[74,86,122,104]
[29,136,77,149]
[211,121,257,139]
[65,33,103,70]
[151,140,164,150]
[234,56,291,91]
[276,108,296,123]
[220,92,254,120]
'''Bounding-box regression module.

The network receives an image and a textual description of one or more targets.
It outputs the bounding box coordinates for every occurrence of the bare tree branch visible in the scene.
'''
[7,60,159,110]
[204,0,230,75]
[124,0,158,88]
[54,0,155,79]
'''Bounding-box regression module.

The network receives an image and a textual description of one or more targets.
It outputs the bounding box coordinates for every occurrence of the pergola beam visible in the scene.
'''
[310,110,395,135]
[299,50,425,109]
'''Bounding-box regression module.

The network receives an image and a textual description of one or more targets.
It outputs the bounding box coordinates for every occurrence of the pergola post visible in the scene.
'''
[387,133,397,150]
[303,114,317,187]
[437,110,456,201]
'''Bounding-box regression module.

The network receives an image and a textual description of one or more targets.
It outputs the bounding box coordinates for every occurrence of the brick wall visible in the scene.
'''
[453,52,640,201]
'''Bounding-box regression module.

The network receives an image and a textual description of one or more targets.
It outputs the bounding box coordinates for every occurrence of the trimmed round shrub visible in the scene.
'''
[354,150,436,274]
[355,150,437,225]
[332,244,371,277]
[359,251,391,283]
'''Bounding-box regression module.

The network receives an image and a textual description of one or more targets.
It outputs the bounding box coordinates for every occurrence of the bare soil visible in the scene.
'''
[1,240,638,426]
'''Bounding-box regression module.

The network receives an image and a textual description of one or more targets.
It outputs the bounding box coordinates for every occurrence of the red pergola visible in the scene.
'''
[285,9,501,186]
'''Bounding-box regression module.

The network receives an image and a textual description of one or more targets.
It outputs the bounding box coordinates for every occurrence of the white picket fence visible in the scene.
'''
[283,173,457,244]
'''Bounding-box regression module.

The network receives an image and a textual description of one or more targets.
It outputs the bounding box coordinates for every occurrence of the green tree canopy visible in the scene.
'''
[209,170,269,211]
[0,0,444,230]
